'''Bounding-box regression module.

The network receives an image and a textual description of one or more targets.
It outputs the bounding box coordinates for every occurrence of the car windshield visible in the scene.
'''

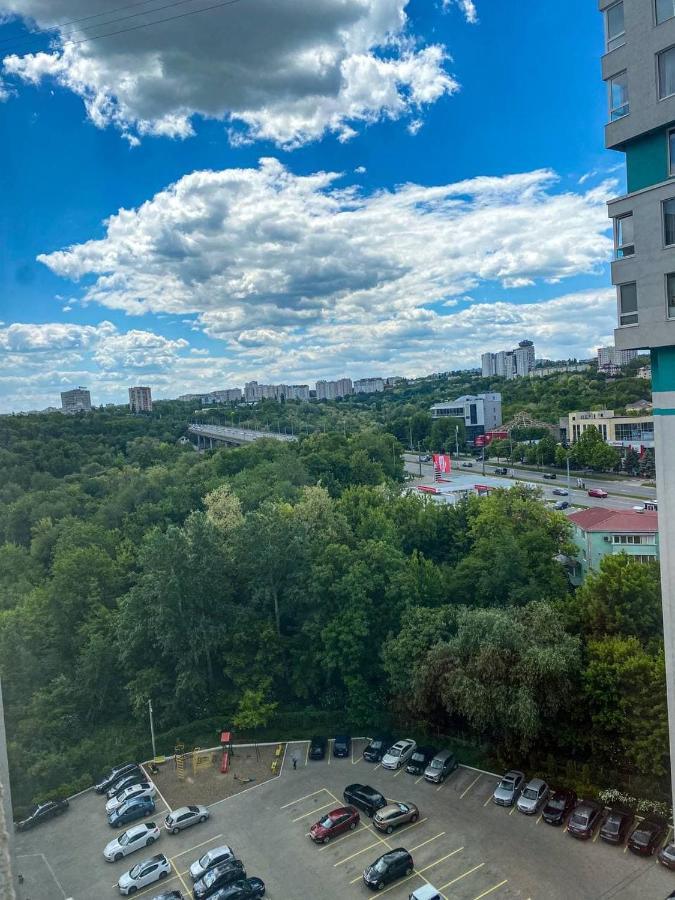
[548,798,565,810]
[119,832,130,845]
[411,753,424,762]
[571,812,588,826]
[430,759,442,769]
[318,816,333,828]
[522,789,537,800]
[499,780,513,790]
[397,803,409,813]
[371,740,383,749]
[373,857,390,873]
[203,869,218,886]
[605,820,620,834]
[389,747,401,757]
[129,864,142,878]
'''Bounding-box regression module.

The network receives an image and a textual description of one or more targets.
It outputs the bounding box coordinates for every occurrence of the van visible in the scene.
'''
[423,749,458,784]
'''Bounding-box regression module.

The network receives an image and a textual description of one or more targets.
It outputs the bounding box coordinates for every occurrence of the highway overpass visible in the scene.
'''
[188,423,298,449]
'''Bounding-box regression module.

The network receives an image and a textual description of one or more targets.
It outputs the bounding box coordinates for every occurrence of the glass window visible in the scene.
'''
[606,3,625,51]
[667,273,675,318]
[657,0,675,24]
[619,282,638,325]
[609,72,629,120]
[615,213,634,257]
[659,47,675,99]
[665,199,675,245]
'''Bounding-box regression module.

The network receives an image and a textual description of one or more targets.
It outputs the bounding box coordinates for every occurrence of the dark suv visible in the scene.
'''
[308,736,328,760]
[343,784,387,818]
[333,735,351,758]
[363,737,393,763]
[405,746,436,776]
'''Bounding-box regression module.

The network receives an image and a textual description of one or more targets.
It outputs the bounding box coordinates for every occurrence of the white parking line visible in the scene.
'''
[17,853,68,899]
[472,879,508,899]
[280,788,327,809]
[168,832,223,861]
[292,801,335,822]
[439,862,484,890]
[459,775,481,800]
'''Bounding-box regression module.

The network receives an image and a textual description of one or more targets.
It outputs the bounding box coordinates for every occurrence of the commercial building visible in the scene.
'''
[353,377,385,394]
[481,340,536,379]
[560,408,654,448]
[597,345,639,370]
[316,378,353,400]
[429,393,503,443]
[128,385,152,413]
[567,507,659,584]
[60,386,91,413]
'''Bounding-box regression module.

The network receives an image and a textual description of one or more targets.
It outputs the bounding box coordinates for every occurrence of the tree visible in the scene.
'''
[203,484,244,534]
[639,448,656,480]
[233,681,278,760]
[589,442,620,472]
[623,447,640,476]
[430,418,466,454]
[573,426,605,468]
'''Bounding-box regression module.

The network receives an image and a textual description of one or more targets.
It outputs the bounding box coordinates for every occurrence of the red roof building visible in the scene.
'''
[566,507,659,584]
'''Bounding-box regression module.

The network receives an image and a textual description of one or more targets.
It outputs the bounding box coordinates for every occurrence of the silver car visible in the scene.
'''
[164,804,209,834]
[492,770,525,806]
[381,739,417,770]
[517,778,549,815]
[189,844,236,881]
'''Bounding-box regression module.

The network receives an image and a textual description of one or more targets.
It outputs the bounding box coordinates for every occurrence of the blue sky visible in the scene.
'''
[0,0,620,411]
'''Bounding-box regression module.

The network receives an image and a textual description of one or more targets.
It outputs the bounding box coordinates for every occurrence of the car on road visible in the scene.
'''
[381,739,417,770]
[658,842,675,870]
[627,817,667,855]
[405,746,437,776]
[309,805,359,843]
[333,734,351,758]
[363,848,414,891]
[363,736,393,763]
[343,784,387,818]
[118,853,171,896]
[552,488,569,496]
[543,473,557,479]
[109,796,156,829]
[96,762,140,794]
[193,859,246,899]
[104,822,161,861]
[460,462,473,467]
[207,878,265,900]
[106,782,156,814]
[308,736,328,760]
[600,808,634,845]
[588,488,608,498]
[517,778,549,815]
[373,802,419,834]
[421,455,431,462]
[492,770,525,807]
[189,846,237,881]
[423,749,458,784]
[15,798,69,832]
[542,788,576,826]
[107,771,144,799]
[567,800,603,839]
[553,500,570,510]
[165,804,209,834]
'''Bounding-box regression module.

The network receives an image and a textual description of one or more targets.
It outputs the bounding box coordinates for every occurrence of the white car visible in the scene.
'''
[104,822,160,862]
[106,782,155,815]
[118,853,170,895]
[381,739,417,770]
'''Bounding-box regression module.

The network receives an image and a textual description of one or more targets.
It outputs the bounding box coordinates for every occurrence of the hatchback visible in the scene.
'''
[553,500,569,510]
[405,746,437,776]
[193,859,246,899]
[309,806,359,843]
[517,778,548,815]
[492,770,524,806]
[106,782,156,814]
[107,772,144,800]
[567,800,603,839]
[381,739,417,770]
[363,737,393,763]
[373,802,419,834]
[363,848,414,891]
[104,822,161,861]
[600,808,634,845]
[189,845,236,881]
[658,842,675,869]
[118,853,171,896]
[207,878,265,899]
[165,805,209,834]
[627,817,667,855]
[423,750,457,784]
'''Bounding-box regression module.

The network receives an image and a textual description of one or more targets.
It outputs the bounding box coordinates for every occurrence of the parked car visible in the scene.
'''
[517,778,549,815]
[627,817,667,855]
[409,888,443,900]
[104,822,161,861]
[373,802,419,834]
[309,806,359,843]
[405,746,437,776]
[333,735,351,758]
[207,878,265,900]
[381,739,417,770]
[363,736,393,763]
[96,763,139,794]
[553,500,569,510]
[460,462,473,468]
[343,784,387,818]
[552,488,569,496]
[542,788,577,826]
[600,808,634,845]
[658,842,675,869]
[150,892,184,900]
[308,736,327,760]
[492,770,525,807]
[165,805,209,834]
[118,853,171,896]
[423,749,458,784]
[363,848,414,891]
[543,473,557,480]
[106,782,156,815]
[493,467,508,475]
[193,859,246,899]
[109,796,156,829]
[15,798,69,832]
[567,800,603,839]
[588,488,608,498]
[189,846,236,881]
[107,771,144,800]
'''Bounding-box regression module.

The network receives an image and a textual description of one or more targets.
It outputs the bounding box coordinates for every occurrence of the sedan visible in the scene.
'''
[600,808,634,845]
[553,500,569,510]
[189,845,236,881]
[109,797,156,829]
[363,849,414,891]
[628,817,667,855]
[552,488,569,496]
[165,805,209,834]
[15,798,69,832]
[381,739,417,770]
[107,772,144,800]
[460,462,473,468]
[106,782,156,815]
[333,735,351,758]
[309,806,359,843]
[308,736,327,760]
[207,879,265,900]
[658,842,675,870]
[492,770,525,807]
[542,788,576,826]
[96,763,139,794]
[118,853,171,896]
[517,778,549,815]
[363,737,393,763]
[193,860,246,899]
[104,822,161,861]
[588,488,608,498]
[405,746,436,776]
[373,802,419,834]
[543,473,557,479]
[567,800,603,839]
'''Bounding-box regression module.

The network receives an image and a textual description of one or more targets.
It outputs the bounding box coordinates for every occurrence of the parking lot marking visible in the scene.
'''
[438,862,484,890]
[318,824,368,851]
[409,831,445,853]
[17,853,68,898]
[394,766,406,778]
[328,739,333,763]
[536,814,542,825]
[415,775,425,784]
[280,788,328,809]
[419,848,465,873]
[509,805,517,815]
[472,878,508,899]
[305,741,310,766]
[459,774,481,799]
[334,839,381,866]
[292,800,335,822]
[168,832,223,861]
[483,794,493,808]
[170,858,191,896]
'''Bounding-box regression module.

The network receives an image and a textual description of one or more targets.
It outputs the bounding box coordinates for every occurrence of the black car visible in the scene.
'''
[405,746,437,776]
[208,878,265,900]
[628,817,667,856]
[363,848,414,891]
[96,762,139,794]
[567,800,603,839]
[343,784,387,818]
[193,860,246,899]
[600,808,634,845]
[15,798,69,832]
[106,770,143,799]
[308,736,328,760]
[541,788,576,826]
[152,893,184,900]
[543,473,557,479]
[333,735,351,758]
[363,737,393,763]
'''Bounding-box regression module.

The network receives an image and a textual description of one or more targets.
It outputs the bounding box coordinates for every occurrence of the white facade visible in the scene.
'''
[429,393,503,433]
[597,345,639,369]
[128,386,152,413]
[316,378,353,400]
[481,352,496,377]
[278,384,310,401]
[61,387,91,413]
[482,340,535,379]
[513,340,535,376]
[353,377,385,394]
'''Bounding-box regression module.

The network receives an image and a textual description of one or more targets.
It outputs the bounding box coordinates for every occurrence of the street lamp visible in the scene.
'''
[148,699,157,761]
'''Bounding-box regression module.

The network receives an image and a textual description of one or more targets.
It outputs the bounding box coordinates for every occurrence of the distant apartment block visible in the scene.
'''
[316,378,353,400]
[529,363,591,378]
[430,393,503,443]
[278,384,310,401]
[128,385,152,413]
[61,386,91,413]
[597,345,638,371]
[637,365,651,379]
[353,377,385,394]
[178,388,242,404]
[559,408,654,448]
[244,381,309,402]
[481,340,535,379]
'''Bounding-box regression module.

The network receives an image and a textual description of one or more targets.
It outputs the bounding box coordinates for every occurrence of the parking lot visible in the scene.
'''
[15,739,675,900]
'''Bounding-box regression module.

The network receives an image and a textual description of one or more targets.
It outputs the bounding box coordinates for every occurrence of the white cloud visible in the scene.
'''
[2,0,462,147]
[443,0,478,24]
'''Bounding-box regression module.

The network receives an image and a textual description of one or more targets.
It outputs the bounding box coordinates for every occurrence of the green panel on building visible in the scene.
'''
[626,129,668,193]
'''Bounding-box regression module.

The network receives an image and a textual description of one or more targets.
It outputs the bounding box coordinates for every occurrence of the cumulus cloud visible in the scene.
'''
[2,0,462,146]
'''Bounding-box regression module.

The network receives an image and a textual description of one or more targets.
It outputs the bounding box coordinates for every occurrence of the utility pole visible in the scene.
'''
[566,454,571,495]
[418,442,422,478]
[148,699,156,761]
[455,426,459,459]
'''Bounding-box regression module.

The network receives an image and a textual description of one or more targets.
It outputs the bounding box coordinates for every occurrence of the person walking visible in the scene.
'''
[292,752,298,770]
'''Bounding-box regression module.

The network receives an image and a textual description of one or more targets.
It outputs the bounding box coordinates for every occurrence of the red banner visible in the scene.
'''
[433,454,452,479]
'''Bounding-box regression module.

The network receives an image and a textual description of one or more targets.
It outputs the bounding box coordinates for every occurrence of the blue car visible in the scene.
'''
[108,795,155,828]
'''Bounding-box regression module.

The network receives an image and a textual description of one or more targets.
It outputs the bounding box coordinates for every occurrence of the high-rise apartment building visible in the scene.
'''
[128,385,152,413]
[315,378,353,400]
[60,386,91,413]
[481,341,535,379]
[353,377,385,394]
[513,340,535,376]
[597,345,638,370]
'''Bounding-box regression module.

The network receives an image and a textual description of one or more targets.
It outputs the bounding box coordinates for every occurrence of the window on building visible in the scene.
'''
[664,199,675,245]
[667,272,675,318]
[659,46,675,99]
[606,2,626,51]
[618,282,638,325]
[614,213,634,257]
[609,71,629,119]
[656,0,675,24]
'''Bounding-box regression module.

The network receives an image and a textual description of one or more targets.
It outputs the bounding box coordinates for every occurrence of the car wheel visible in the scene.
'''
[128,889,137,895]
[410,814,418,823]
[323,836,330,844]
[146,837,155,845]
[349,822,356,830]
[376,882,384,891]
[386,826,393,835]
[172,826,180,835]
[159,870,167,879]
[114,852,123,862]
[199,815,206,823]
[405,867,413,876]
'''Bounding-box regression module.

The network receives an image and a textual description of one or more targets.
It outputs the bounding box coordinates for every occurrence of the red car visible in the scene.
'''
[588,488,608,498]
[309,806,359,843]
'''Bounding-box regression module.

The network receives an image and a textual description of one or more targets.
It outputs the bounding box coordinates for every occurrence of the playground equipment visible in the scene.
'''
[220,730,232,774]
[192,746,214,776]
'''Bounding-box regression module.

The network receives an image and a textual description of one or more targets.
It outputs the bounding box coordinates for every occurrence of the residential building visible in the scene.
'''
[429,393,502,442]
[561,408,654,448]
[353,377,385,394]
[177,389,242,404]
[482,340,535,379]
[528,363,591,378]
[60,386,91,413]
[481,352,495,377]
[513,340,536,376]
[625,398,653,412]
[316,378,353,400]
[128,385,152,413]
[637,364,652,378]
[244,381,277,402]
[567,507,659,584]
[277,384,310,401]
[597,345,639,370]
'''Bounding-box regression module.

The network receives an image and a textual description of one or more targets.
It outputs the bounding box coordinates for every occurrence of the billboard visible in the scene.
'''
[432,453,452,476]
